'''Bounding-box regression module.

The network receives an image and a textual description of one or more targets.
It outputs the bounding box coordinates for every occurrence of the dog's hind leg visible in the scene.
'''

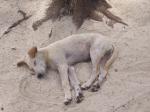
[81,48,105,90]
[90,63,107,92]
[68,66,83,103]
[91,49,113,92]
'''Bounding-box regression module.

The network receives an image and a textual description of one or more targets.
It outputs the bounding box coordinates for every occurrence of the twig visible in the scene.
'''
[49,29,53,38]
[1,10,32,38]
[18,10,26,18]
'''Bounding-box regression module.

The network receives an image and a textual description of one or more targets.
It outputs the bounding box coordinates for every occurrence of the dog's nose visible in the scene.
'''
[37,73,44,79]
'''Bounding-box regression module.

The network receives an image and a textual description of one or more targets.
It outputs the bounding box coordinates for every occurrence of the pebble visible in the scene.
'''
[11,47,16,50]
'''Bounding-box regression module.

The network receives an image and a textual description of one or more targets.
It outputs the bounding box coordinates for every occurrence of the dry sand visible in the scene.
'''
[0,0,150,112]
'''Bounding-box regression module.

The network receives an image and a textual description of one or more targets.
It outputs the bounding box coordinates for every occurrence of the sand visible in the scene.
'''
[0,0,150,112]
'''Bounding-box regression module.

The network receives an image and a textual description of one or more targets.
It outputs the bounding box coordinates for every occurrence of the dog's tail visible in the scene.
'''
[105,45,118,71]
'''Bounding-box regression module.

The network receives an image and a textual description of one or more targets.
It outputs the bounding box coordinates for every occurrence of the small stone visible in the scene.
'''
[1,107,4,111]
[11,47,16,50]
[114,69,118,72]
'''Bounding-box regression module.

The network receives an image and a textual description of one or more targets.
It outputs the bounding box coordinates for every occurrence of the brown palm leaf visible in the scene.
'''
[33,0,127,30]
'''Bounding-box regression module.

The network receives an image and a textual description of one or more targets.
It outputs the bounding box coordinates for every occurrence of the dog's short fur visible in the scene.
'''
[17,33,118,105]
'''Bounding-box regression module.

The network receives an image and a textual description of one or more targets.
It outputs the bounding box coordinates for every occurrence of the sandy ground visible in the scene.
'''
[0,0,150,112]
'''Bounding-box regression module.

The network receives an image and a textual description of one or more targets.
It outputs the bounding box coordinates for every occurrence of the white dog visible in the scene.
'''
[17,33,118,105]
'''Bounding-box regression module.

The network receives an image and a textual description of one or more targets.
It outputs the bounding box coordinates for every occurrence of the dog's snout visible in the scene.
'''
[37,73,44,79]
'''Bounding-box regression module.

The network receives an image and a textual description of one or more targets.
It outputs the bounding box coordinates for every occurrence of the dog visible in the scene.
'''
[17,33,118,105]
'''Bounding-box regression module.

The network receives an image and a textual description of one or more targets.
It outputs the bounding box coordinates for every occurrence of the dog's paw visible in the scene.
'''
[90,84,100,92]
[64,98,72,105]
[81,83,91,90]
[76,92,84,103]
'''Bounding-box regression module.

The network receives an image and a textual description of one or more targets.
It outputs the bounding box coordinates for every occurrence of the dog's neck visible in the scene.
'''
[38,48,49,65]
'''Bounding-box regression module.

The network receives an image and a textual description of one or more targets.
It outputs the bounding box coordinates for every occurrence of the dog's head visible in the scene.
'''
[17,47,47,79]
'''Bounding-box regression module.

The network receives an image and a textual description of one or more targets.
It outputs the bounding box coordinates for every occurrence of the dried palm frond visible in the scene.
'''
[33,0,127,30]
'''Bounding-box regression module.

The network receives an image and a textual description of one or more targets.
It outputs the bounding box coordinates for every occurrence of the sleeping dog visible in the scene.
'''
[17,33,118,105]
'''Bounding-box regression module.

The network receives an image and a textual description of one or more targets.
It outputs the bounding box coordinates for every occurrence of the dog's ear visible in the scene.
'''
[17,55,30,68]
[17,56,34,72]
[17,60,28,67]
[28,46,37,58]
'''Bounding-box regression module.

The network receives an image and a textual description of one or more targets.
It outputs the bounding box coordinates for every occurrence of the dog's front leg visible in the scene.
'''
[68,67,83,103]
[58,64,72,105]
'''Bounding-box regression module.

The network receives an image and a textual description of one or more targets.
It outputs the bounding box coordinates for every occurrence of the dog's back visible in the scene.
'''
[44,33,113,65]
[48,33,109,48]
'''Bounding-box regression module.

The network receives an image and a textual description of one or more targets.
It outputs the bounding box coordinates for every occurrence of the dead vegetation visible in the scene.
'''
[33,0,127,30]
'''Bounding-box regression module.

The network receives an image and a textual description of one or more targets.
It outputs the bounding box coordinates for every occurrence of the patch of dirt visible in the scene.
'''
[0,0,150,112]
